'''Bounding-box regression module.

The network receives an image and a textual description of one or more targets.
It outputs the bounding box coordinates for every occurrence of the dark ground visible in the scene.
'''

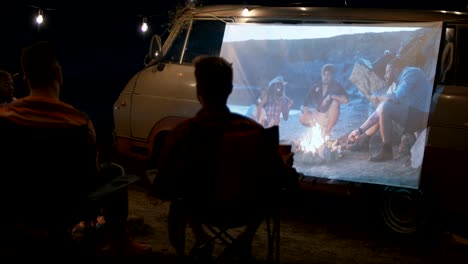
[116,155,468,263]
[1,153,466,262]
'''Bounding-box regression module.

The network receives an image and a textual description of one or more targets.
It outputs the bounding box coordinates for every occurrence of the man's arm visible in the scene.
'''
[371,94,392,103]
[330,94,349,104]
[348,110,380,141]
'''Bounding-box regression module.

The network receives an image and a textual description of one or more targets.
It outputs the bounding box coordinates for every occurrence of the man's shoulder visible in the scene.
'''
[170,114,265,141]
[403,66,425,75]
[401,67,428,81]
[191,113,263,130]
[0,97,91,128]
[229,113,264,128]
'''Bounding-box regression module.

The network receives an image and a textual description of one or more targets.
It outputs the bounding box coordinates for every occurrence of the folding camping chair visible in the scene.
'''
[0,118,141,256]
[0,119,94,255]
[191,201,281,264]
[175,125,283,263]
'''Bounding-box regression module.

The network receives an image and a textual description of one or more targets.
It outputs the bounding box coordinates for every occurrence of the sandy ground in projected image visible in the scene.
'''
[229,98,421,189]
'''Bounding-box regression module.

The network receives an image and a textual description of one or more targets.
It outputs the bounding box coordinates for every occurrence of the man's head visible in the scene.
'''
[384,57,404,84]
[194,56,233,107]
[0,70,14,98]
[321,64,335,85]
[21,41,62,90]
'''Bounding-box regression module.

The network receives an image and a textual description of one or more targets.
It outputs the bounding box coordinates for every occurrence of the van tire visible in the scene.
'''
[379,186,426,235]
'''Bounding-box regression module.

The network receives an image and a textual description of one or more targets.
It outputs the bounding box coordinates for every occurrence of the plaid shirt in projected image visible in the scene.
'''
[264,96,292,127]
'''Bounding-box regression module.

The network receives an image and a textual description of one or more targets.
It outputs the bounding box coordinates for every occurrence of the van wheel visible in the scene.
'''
[380,186,425,234]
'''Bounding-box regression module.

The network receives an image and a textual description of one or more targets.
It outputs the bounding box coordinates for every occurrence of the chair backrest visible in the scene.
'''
[0,119,94,231]
[214,125,280,204]
[185,122,282,226]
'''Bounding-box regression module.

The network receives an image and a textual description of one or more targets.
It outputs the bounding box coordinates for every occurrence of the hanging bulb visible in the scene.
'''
[141,22,148,32]
[141,17,148,33]
[36,9,44,25]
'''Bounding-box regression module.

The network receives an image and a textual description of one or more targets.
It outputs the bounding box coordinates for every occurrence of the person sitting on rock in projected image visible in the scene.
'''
[263,75,294,128]
[362,57,432,162]
[299,63,349,140]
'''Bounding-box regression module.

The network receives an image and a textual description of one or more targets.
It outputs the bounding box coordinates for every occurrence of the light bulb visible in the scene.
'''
[36,14,43,24]
[141,22,148,32]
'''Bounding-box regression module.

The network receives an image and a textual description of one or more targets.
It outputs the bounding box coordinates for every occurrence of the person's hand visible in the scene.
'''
[348,129,360,143]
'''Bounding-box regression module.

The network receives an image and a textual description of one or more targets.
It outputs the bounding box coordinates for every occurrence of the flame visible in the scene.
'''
[298,122,325,154]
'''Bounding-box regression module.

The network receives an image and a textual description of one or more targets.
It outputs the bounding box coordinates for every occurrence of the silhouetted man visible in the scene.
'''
[0,41,150,256]
[154,55,294,262]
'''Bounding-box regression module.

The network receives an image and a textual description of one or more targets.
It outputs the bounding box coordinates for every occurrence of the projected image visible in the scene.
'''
[221,22,442,189]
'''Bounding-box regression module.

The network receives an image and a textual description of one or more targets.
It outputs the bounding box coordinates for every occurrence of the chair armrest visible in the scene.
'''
[88,174,140,201]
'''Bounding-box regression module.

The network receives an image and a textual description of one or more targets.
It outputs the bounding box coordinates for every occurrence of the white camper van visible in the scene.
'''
[113,5,468,233]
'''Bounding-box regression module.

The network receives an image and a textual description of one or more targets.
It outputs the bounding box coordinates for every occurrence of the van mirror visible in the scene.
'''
[149,34,163,62]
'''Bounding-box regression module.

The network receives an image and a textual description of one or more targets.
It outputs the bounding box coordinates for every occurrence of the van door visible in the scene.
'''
[130,19,227,139]
[114,72,140,139]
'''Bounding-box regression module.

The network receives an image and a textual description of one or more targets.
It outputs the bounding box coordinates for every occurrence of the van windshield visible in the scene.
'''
[163,19,226,64]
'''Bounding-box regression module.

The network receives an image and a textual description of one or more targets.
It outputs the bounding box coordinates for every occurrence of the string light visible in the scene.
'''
[27,5,55,28]
[141,17,148,33]
[36,9,44,25]
[21,3,198,35]
[137,14,167,34]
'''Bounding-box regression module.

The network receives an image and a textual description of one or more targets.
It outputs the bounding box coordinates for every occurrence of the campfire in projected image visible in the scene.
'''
[292,122,342,165]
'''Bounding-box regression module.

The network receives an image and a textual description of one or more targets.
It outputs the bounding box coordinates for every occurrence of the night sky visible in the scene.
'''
[1,0,467,142]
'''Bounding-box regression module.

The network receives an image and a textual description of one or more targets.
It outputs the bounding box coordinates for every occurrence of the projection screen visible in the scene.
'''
[221,22,442,189]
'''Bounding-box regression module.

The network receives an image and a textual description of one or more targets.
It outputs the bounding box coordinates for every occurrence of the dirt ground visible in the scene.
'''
[119,156,468,264]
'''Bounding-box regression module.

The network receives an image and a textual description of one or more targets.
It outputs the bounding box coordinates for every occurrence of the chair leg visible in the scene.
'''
[267,216,273,262]
[266,210,281,264]
[274,211,280,264]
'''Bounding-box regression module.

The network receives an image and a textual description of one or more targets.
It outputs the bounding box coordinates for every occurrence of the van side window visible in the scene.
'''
[454,27,468,85]
[182,20,226,63]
